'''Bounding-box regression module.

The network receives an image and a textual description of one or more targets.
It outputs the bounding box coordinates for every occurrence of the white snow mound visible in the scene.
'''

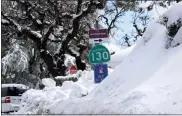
[42,78,56,87]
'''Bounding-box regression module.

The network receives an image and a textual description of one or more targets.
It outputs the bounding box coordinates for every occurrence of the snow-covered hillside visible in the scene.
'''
[108,45,135,68]
[104,43,135,69]
[16,2,182,114]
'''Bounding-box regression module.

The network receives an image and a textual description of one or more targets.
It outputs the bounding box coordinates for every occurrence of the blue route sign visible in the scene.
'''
[94,64,108,83]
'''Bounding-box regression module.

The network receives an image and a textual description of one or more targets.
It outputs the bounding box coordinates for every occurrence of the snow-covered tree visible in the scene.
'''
[1,0,106,87]
[114,0,180,47]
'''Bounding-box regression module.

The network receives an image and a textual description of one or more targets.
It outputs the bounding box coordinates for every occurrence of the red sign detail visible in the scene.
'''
[89,29,108,38]
[99,66,104,73]
[70,65,77,74]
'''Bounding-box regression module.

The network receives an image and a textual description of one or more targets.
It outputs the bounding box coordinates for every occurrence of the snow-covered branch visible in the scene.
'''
[2,44,29,75]
[61,0,104,51]
[2,12,22,32]
[2,11,43,42]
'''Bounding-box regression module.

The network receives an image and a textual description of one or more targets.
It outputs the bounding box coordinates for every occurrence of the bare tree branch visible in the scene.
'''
[98,2,124,34]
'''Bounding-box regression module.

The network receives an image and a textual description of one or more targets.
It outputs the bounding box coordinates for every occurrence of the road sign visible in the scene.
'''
[94,64,108,83]
[89,29,109,44]
[69,65,77,74]
[89,45,110,63]
[89,38,109,44]
[94,39,103,42]
[89,29,108,38]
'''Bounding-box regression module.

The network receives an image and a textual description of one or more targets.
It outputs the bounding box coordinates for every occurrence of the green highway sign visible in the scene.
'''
[89,45,110,63]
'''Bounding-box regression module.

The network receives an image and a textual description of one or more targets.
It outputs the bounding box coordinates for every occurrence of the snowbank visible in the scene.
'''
[104,43,135,69]
[108,45,135,68]
[121,47,182,113]
[17,69,113,114]
[17,2,182,114]
[42,78,56,87]
[104,43,121,53]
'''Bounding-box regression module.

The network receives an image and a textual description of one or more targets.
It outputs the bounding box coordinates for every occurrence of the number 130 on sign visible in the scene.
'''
[89,45,111,64]
[92,51,109,61]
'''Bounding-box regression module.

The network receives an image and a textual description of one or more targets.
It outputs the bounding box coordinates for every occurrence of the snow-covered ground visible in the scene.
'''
[16,2,182,114]
[16,69,114,114]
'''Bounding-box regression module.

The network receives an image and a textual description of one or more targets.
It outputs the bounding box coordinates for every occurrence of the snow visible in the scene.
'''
[62,12,71,16]
[103,43,135,68]
[69,47,80,57]
[55,43,62,54]
[42,78,56,87]
[64,54,75,68]
[55,70,82,79]
[36,19,42,25]
[57,69,113,93]
[162,2,182,26]
[138,1,176,20]
[58,70,97,95]
[59,26,63,31]
[81,1,90,5]
[121,45,182,113]
[108,44,135,68]
[4,17,22,32]
[64,82,88,98]
[1,19,9,24]
[104,42,121,53]
[48,34,56,40]
[54,26,64,36]
[16,2,182,114]
[68,28,73,34]
[16,68,114,114]
[30,30,42,38]
[16,70,95,114]
[2,84,29,89]
[18,88,69,114]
